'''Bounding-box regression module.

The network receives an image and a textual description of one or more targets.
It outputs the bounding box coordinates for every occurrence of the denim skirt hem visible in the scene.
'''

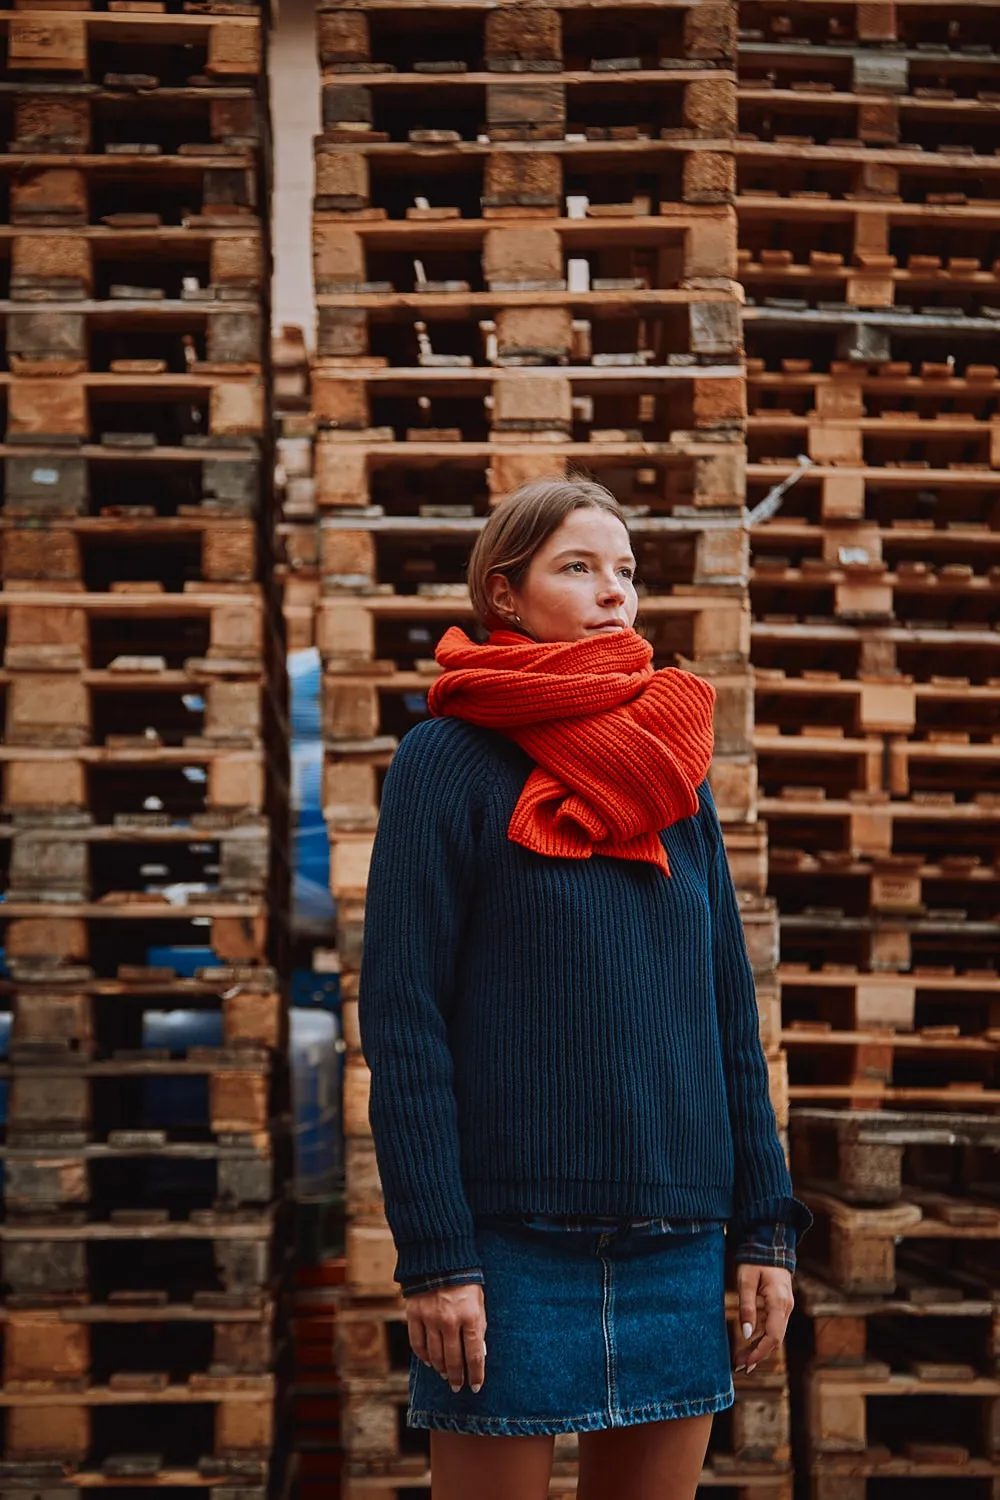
[408,1381,735,1437]
[406,1219,734,1436]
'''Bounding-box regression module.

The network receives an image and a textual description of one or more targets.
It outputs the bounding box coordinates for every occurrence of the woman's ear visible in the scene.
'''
[486,573,514,618]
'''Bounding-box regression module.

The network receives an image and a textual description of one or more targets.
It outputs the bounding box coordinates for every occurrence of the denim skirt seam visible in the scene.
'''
[406,1380,735,1436]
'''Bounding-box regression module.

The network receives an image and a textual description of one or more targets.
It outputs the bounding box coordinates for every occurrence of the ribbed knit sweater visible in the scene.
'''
[358,717,810,1286]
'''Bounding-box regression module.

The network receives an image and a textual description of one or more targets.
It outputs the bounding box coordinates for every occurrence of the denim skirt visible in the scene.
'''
[407,1215,735,1436]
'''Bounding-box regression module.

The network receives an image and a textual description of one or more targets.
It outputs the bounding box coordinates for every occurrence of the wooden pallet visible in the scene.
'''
[0,303,263,378]
[0,1297,277,1385]
[0,1378,276,1467]
[0,1046,273,1133]
[0,1135,277,1213]
[0,589,264,671]
[311,362,745,446]
[756,671,1000,740]
[0,223,265,302]
[756,792,1000,862]
[314,137,735,221]
[0,667,267,752]
[0,819,270,902]
[314,208,738,301]
[2,964,282,1060]
[319,68,738,149]
[740,2,996,49]
[0,372,264,444]
[737,133,1000,205]
[0,904,270,977]
[1,11,262,81]
[800,1186,1000,1296]
[0,518,259,592]
[804,1364,1000,1473]
[1,442,262,524]
[778,966,1000,1036]
[753,562,1000,630]
[312,431,745,512]
[789,1109,1000,1206]
[3,83,261,159]
[3,157,261,236]
[317,2,736,76]
[0,1205,285,1300]
[796,1270,1000,1379]
[318,290,741,371]
[0,756,272,841]
[753,623,1000,702]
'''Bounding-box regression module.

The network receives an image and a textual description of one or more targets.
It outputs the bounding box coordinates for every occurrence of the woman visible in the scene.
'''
[358,477,811,1500]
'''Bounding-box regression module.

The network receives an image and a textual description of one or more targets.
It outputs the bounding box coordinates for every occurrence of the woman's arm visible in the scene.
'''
[698,779,813,1244]
[358,720,492,1288]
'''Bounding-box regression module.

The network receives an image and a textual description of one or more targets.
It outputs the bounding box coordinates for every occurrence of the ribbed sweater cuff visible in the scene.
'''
[393,1233,482,1286]
[729,1193,814,1241]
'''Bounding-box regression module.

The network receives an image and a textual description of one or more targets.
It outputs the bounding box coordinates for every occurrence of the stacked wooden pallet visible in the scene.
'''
[738,3,1000,1495]
[317,2,792,1497]
[273,325,318,651]
[0,0,290,1492]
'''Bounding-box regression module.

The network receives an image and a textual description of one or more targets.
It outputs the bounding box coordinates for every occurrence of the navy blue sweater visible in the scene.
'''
[358,717,811,1286]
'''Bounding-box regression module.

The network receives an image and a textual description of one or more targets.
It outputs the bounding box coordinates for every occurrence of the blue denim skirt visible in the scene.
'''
[407,1215,735,1436]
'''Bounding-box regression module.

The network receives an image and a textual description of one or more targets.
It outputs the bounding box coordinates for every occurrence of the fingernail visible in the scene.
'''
[742,1322,754,1341]
[471,1383,482,1394]
[747,1363,757,1375]
[450,1384,462,1393]
[734,1364,745,1373]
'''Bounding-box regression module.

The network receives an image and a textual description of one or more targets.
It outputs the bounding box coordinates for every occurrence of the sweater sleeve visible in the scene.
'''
[698,779,813,1243]
[357,721,491,1286]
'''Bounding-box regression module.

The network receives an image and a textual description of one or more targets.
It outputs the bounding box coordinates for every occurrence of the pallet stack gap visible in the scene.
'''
[316,3,791,1497]
[738,3,1000,1497]
[0,0,291,1495]
[273,325,318,651]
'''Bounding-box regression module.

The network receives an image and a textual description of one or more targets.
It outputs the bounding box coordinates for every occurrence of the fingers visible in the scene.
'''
[407,1314,430,1367]
[738,1265,761,1344]
[735,1268,794,1375]
[442,1318,467,1392]
[425,1324,446,1382]
[406,1286,488,1395]
[749,1294,793,1371]
[463,1320,487,1394]
[734,1264,762,1373]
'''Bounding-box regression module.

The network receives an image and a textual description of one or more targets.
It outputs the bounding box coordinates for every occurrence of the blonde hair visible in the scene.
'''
[468,476,628,631]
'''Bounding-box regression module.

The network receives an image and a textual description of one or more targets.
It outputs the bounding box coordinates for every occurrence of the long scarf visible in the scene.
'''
[426,626,716,876]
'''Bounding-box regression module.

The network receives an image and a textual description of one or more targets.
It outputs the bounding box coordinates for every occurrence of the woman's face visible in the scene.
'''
[487,506,639,644]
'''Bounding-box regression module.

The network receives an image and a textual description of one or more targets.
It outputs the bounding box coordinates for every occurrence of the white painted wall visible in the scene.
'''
[269,0,321,348]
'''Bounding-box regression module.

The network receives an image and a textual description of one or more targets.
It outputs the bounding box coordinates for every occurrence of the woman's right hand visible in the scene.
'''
[405,1282,487,1394]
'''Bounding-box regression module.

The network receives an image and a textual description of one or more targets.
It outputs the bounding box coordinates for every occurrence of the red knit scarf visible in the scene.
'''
[426,626,716,877]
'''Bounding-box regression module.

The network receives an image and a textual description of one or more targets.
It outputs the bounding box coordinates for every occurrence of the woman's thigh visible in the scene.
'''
[576,1413,714,1500]
[430,1430,555,1500]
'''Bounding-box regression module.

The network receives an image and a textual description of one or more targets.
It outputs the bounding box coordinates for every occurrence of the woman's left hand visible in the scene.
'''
[734,1263,794,1373]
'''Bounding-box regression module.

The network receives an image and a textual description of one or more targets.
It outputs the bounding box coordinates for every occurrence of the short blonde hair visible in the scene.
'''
[468,476,628,631]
